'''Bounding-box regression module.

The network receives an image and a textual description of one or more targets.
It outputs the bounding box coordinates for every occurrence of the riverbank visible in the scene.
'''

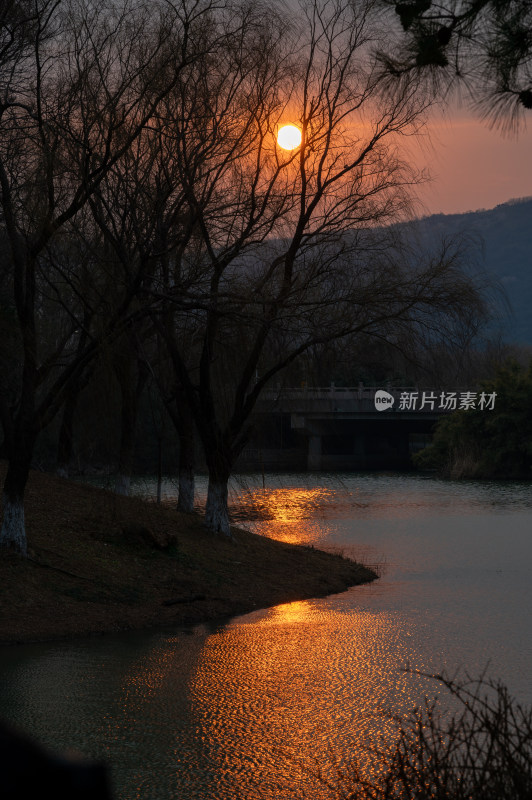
[0,466,377,644]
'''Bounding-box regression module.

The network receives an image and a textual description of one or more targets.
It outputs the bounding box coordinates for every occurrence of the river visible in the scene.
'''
[0,472,531,799]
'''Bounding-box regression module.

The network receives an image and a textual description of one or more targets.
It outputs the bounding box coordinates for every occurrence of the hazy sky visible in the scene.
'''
[283,1,531,218]
[283,0,532,219]
[409,109,532,217]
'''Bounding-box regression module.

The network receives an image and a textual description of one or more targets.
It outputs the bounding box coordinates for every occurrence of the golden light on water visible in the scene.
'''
[187,600,432,799]
[232,486,337,544]
[277,124,302,150]
[176,483,437,796]
[187,479,439,794]
[233,482,449,548]
[5,477,528,800]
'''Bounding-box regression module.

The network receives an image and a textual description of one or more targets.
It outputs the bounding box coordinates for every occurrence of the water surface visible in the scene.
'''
[1,473,531,799]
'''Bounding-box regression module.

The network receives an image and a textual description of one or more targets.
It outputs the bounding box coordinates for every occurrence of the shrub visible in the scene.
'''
[314,671,532,800]
[414,360,532,478]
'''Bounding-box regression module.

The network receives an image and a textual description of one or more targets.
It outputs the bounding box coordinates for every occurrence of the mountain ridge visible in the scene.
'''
[405,197,532,344]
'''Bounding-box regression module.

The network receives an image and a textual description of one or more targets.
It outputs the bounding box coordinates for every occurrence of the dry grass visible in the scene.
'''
[0,464,376,643]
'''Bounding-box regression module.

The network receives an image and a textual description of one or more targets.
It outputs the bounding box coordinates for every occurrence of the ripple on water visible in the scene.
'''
[1,473,532,799]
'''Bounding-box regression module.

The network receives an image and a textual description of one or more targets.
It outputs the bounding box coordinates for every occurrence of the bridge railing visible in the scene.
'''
[261,385,418,400]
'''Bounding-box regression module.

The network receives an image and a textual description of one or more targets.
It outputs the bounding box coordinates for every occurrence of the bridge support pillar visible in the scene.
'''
[307,434,322,471]
[353,430,366,467]
[353,432,365,455]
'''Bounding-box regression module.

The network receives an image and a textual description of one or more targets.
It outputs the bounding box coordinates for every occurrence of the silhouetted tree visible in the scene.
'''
[378,0,532,130]
[153,0,491,535]
[0,0,217,555]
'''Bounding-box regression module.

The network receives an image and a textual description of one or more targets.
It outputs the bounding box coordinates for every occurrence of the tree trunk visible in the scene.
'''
[164,386,196,513]
[176,399,195,513]
[204,477,232,538]
[56,388,77,479]
[115,473,131,496]
[114,353,148,496]
[0,441,34,556]
[1,493,26,555]
[115,385,137,496]
[178,466,195,513]
[55,328,92,479]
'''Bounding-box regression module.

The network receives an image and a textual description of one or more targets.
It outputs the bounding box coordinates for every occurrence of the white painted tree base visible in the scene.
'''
[177,473,195,513]
[0,496,27,555]
[204,481,232,537]
[115,473,131,496]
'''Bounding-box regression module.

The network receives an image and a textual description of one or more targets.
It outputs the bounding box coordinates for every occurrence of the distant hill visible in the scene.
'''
[404,197,532,344]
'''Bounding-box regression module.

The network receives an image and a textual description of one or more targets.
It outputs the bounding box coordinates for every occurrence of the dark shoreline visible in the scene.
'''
[0,465,377,645]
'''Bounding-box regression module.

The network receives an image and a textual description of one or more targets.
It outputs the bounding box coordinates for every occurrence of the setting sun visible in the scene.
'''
[277,124,302,150]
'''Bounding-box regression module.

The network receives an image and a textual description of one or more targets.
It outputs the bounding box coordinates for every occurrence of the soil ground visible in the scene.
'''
[0,465,377,644]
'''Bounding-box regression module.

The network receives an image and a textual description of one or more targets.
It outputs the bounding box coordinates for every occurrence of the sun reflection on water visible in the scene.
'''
[3,474,531,799]
[230,486,339,545]
[228,477,476,549]
[186,598,440,799]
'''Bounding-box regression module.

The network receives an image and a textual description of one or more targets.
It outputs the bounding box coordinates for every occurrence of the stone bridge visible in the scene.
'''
[246,385,454,470]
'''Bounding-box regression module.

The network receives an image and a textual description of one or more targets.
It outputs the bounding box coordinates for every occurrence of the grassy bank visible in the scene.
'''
[0,465,376,644]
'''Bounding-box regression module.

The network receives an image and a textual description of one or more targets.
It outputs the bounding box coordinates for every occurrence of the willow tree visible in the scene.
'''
[0,0,217,555]
[79,98,204,505]
[152,0,489,535]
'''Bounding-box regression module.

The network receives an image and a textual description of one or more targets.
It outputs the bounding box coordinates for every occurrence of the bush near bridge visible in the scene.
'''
[414,360,532,479]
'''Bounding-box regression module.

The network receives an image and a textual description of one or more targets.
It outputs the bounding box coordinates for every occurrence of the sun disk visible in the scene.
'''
[277,124,302,150]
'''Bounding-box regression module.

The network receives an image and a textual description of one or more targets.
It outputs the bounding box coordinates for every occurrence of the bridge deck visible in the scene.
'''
[257,386,451,418]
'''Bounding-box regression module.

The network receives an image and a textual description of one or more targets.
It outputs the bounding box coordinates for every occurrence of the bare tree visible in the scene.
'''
[150,0,490,536]
[81,100,203,506]
[0,0,217,555]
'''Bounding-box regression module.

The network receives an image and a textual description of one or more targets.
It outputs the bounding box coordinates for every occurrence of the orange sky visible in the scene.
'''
[409,110,532,216]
